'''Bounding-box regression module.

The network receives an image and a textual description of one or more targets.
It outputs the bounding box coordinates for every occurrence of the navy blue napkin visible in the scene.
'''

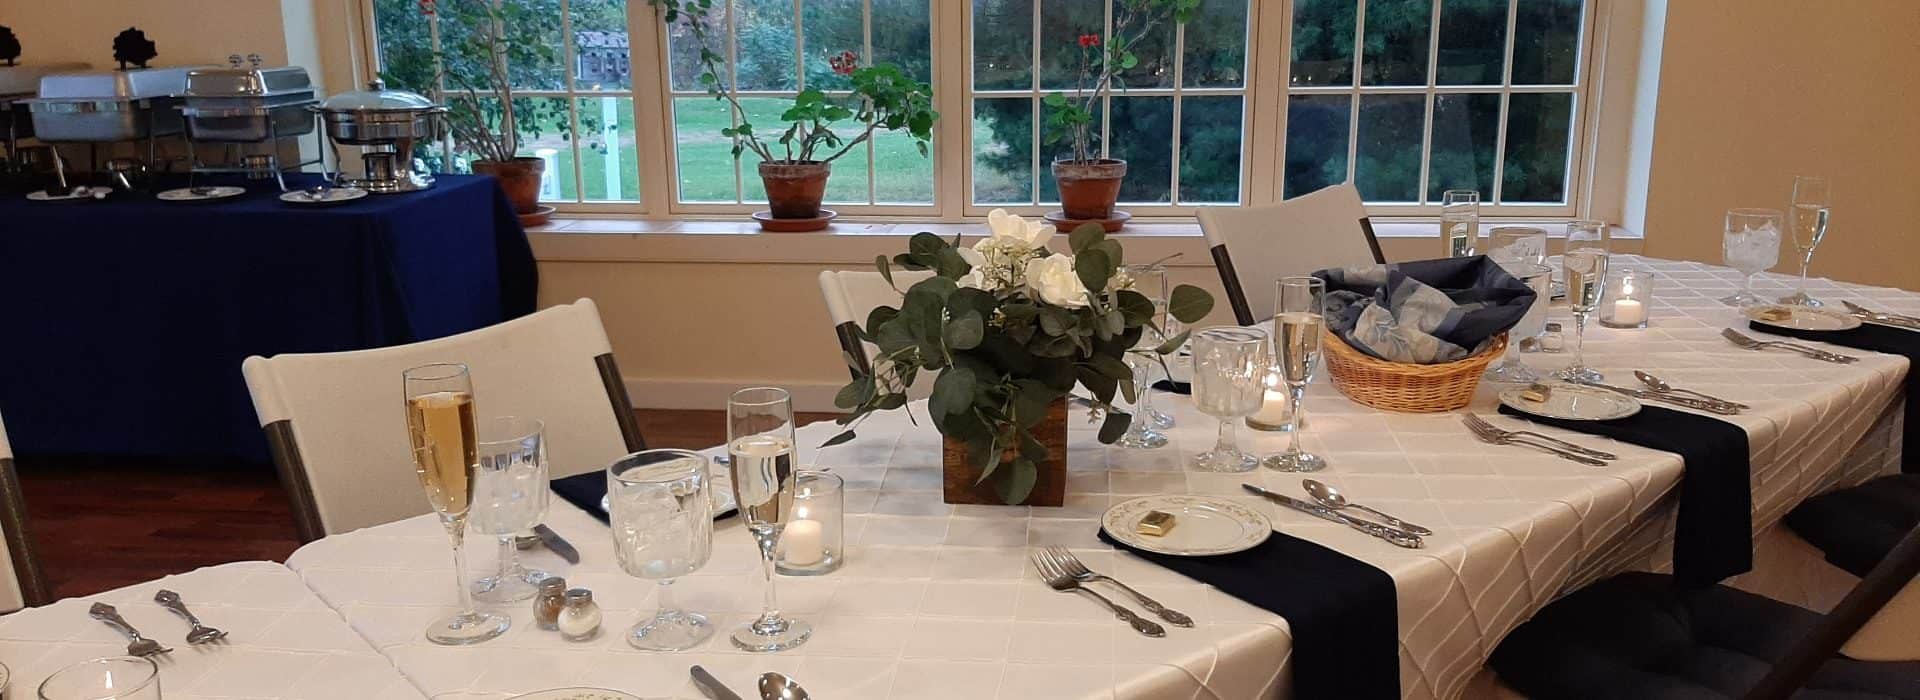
[1750,320,1920,474]
[1097,529,1399,699]
[1498,404,1751,587]
[1150,379,1191,395]
[551,471,738,523]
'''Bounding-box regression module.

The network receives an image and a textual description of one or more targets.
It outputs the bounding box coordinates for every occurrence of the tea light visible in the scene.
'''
[1600,269,1654,329]
[776,471,843,575]
[1246,370,1296,431]
[781,519,825,566]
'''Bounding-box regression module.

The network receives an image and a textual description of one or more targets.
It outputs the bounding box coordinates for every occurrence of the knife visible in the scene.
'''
[1242,484,1425,549]
[690,664,744,700]
[1841,300,1920,330]
[532,524,580,564]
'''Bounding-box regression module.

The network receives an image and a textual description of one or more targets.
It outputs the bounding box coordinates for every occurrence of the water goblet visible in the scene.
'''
[469,416,550,604]
[1263,277,1328,472]
[37,657,159,700]
[1721,208,1783,307]
[1190,326,1270,472]
[403,363,510,646]
[1780,175,1831,307]
[726,387,810,652]
[610,449,714,651]
[1484,227,1550,383]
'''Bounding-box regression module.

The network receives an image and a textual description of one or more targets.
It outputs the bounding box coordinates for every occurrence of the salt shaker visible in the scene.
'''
[557,588,602,641]
[533,576,567,631]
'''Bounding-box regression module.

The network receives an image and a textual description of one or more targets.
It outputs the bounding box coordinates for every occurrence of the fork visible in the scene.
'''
[154,590,227,644]
[1463,417,1609,466]
[1721,328,1857,363]
[1030,549,1165,637]
[1463,413,1618,460]
[1042,546,1193,627]
[89,602,171,657]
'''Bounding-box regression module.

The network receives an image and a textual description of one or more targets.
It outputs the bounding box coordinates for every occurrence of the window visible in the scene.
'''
[1284,0,1588,212]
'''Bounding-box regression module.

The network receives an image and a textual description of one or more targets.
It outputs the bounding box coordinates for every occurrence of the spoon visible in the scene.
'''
[758,672,811,700]
[1632,370,1748,409]
[1301,479,1434,536]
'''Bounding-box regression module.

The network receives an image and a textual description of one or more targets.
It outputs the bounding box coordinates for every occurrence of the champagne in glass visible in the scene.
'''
[726,387,810,652]
[403,363,510,646]
[469,416,550,604]
[1556,249,1610,383]
[1190,326,1270,472]
[1264,277,1327,472]
[1780,175,1831,307]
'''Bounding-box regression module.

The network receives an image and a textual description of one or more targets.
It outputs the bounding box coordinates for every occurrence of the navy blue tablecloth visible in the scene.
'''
[0,174,536,463]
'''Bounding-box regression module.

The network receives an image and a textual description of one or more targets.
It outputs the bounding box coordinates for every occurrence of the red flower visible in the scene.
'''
[829,50,858,76]
[417,0,436,15]
[1077,34,1100,48]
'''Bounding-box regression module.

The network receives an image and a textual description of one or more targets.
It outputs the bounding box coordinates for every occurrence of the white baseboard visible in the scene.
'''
[624,377,846,413]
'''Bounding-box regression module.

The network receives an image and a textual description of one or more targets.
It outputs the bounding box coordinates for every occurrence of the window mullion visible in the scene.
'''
[1169,18,1185,205]
[726,0,742,203]
[1491,0,1520,204]
[1345,0,1367,185]
[1416,0,1440,205]
[1029,0,1042,204]
[864,0,876,205]
[560,0,585,203]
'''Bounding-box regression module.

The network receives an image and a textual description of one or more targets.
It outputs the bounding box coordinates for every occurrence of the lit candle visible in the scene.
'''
[1251,389,1291,426]
[1611,299,1646,326]
[781,519,825,566]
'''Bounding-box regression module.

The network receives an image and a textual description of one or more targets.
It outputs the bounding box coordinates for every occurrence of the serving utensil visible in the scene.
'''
[690,665,744,700]
[1040,545,1193,627]
[1301,479,1433,536]
[1241,483,1425,549]
[1462,415,1610,467]
[1841,300,1920,330]
[758,672,811,700]
[1030,549,1165,637]
[1571,378,1743,415]
[88,603,171,657]
[1721,328,1857,363]
[1632,371,1749,410]
[154,589,227,644]
[1462,413,1617,460]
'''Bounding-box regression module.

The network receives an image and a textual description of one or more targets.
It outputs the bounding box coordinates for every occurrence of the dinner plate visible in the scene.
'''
[280,186,369,206]
[1499,384,1641,421]
[1743,304,1862,332]
[1102,494,1271,556]
[157,185,246,202]
[509,689,646,700]
[600,460,738,519]
[25,186,110,201]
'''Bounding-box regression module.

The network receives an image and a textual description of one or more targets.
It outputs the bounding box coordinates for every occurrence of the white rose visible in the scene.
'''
[986,208,1054,251]
[956,246,990,289]
[1025,253,1090,308]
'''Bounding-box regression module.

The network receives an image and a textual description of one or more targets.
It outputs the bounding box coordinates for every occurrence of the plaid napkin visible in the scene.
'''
[1315,256,1535,364]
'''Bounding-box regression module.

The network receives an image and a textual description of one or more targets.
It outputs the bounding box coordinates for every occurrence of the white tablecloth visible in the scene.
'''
[282,257,1916,700]
[0,561,425,699]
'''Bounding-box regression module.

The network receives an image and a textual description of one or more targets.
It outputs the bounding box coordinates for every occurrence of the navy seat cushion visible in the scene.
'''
[1490,572,1920,699]
[1786,474,1920,578]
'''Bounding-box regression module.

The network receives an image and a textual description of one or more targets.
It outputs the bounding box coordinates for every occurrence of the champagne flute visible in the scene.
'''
[1780,175,1831,307]
[1190,326,1270,472]
[403,363,509,646]
[1555,221,1610,383]
[1441,189,1481,258]
[1720,208,1783,307]
[1130,263,1176,429]
[469,416,550,604]
[1263,278,1327,472]
[726,387,810,652]
[610,449,714,651]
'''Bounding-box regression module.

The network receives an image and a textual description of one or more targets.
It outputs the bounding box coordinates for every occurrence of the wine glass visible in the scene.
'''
[1263,277,1327,472]
[1780,175,1831,307]
[469,416,550,604]
[1555,221,1610,383]
[1721,208,1783,307]
[403,363,509,646]
[610,448,714,651]
[1441,189,1481,258]
[1130,263,1176,430]
[1190,326,1270,472]
[37,657,159,700]
[726,387,810,652]
[1484,227,1550,383]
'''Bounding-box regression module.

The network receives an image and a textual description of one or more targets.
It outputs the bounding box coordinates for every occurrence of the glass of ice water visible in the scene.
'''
[610,448,714,651]
[1190,326,1271,472]
[469,416,550,604]
[1721,208,1783,307]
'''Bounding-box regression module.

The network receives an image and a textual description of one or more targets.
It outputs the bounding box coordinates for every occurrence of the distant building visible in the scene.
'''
[576,30,630,86]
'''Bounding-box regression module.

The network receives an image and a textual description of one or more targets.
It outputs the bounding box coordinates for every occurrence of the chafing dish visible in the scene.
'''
[26,66,198,142]
[181,55,316,142]
[1,62,88,146]
[314,80,445,193]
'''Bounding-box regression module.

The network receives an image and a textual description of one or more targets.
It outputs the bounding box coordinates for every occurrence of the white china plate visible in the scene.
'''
[280,186,369,206]
[157,186,246,202]
[1102,494,1272,557]
[600,461,737,519]
[1743,304,1862,332]
[1499,384,1641,421]
[26,186,110,201]
[509,689,646,700]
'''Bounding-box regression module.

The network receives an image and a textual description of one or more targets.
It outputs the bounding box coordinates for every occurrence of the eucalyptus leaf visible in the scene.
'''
[1088,354,1132,381]
[932,367,977,416]
[945,310,985,350]
[1097,410,1131,444]
[997,458,1038,504]
[875,255,895,288]
[1154,328,1191,355]
[1068,223,1106,254]
[821,430,859,448]
[1168,284,1215,324]
[833,375,875,409]
[1115,289,1155,325]
[876,392,909,410]
[908,232,948,264]
[1075,248,1112,300]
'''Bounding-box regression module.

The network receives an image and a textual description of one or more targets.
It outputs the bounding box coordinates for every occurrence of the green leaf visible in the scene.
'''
[1076,248,1112,299]
[833,375,875,409]
[1168,284,1216,324]
[876,392,909,410]
[1115,289,1155,325]
[875,255,895,288]
[866,306,899,338]
[970,432,1001,474]
[997,458,1038,504]
[1011,379,1058,428]
[1120,52,1139,70]
[931,367,978,416]
[1068,223,1106,254]
[820,430,859,448]
[1038,307,1075,337]
[1076,366,1117,405]
[1088,353,1132,382]
[1097,410,1131,443]
[945,311,985,350]
[934,247,971,279]
[875,319,918,355]
[1154,328,1191,355]
[1043,92,1069,107]
[908,231,949,263]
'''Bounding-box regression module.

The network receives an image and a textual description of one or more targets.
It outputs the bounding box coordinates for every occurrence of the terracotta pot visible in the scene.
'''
[941,399,1068,507]
[758,160,830,219]
[1053,158,1128,220]
[471,157,545,215]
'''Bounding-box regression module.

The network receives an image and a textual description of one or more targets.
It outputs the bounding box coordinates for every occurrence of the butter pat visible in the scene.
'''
[1136,510,1177,537]
[1758,307,1793,322]
[1520,383,1552,403]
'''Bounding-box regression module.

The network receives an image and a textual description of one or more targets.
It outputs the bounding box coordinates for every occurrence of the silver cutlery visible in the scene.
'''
[1841,300,1920,330]
[88,602,171,657]
[1463,413,1618,460]
[1570,378,1742,415]
[1632,370,1749,410]
[758,672,811,700]
[690,665,745,700]
[1241,483,1425,549]
[1461,416,1610,467]
[1041,545,1193,627]
[1301,479,1434,536]
[531,524,580,564]
[1722,328,1858,364]
[1030,549,1165,637]
[153,589,227,644]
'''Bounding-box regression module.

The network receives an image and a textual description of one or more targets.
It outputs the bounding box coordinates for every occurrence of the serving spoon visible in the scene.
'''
[1302,479,1433,536]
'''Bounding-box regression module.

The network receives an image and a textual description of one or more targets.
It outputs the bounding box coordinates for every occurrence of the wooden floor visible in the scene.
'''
[15,409,832,600]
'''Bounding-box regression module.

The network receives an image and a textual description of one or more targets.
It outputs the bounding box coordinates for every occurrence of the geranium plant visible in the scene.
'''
[1045,0,1202,163]
[825,212,1214,503]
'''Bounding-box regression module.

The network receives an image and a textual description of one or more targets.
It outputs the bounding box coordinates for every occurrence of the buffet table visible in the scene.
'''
[279,259,1915,699]
[0,174,536,462]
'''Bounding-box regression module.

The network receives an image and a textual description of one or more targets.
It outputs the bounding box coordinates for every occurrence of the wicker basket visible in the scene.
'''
[1322,330,1507,413]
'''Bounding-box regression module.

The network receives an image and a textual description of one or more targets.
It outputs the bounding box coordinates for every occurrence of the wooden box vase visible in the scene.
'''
[941,399,1069,507]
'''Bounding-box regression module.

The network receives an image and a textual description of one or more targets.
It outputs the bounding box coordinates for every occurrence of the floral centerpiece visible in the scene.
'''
[826,213,1213,505]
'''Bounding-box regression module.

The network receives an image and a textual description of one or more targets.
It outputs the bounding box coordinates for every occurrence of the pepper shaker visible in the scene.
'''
[532,576,567,631]
[557,588,602,641]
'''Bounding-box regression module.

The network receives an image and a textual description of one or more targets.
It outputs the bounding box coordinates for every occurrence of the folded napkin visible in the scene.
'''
[1749,320,1920,474]
[551,471,614,524]
[1150,379,1191,395]
[1314,256,1536,364]
[1498,405,1752,587]
[1097,529,1399,699]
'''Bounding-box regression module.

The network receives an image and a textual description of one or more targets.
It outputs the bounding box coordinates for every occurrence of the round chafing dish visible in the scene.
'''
[311,79,445,145]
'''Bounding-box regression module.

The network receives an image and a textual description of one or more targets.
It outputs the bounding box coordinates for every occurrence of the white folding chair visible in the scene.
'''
[242,298,646,540]
[818,269,935,399]
[1197,182,1386,325]
[0,411,50,611]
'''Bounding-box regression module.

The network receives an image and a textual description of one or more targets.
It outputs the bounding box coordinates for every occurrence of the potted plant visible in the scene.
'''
[649,1,937,230]
[826,212,1213,505]
[1044,0,1201,229]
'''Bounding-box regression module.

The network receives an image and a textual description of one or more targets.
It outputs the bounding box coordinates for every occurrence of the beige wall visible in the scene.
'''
[1638,0,1920,290]
[1,1,299,69]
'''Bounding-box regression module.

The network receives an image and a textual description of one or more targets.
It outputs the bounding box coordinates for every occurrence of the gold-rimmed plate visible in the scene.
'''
[1744,304,1862,332]
[1499,384,1641,421]
[1102,495,1272,557]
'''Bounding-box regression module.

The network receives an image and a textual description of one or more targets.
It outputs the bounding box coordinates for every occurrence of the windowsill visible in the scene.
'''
[530,214,1644,239]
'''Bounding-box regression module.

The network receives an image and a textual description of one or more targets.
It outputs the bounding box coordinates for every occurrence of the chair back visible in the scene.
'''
[1745,522,1920,700]
[818,269,935,398]
[1197,182,1385,325]
[0,412,49,610]
[242,298,645,540]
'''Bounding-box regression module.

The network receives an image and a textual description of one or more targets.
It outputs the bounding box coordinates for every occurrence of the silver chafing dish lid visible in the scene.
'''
[316,79,438,112]
[34,66,200,101]
[186,55,313,98]
[0,62,91,97]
